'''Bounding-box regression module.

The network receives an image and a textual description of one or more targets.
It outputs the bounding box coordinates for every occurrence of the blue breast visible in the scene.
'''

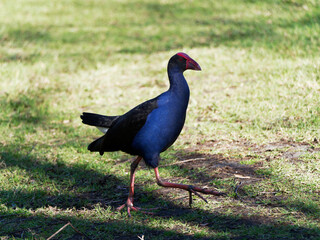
[131,75,190,167]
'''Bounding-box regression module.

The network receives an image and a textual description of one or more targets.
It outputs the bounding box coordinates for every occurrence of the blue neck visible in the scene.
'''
[168,68,190,102]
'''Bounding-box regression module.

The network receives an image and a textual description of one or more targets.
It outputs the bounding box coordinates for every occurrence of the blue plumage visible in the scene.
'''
[81,52,201,168]
[132,72,190,167]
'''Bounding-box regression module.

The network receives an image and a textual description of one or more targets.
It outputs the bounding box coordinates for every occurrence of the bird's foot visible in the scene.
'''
[116,198,155,217]
[188,185,208,207]
[187,185,224,207]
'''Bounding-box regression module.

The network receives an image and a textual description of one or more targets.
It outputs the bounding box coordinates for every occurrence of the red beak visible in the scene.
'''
[186,58,201,71]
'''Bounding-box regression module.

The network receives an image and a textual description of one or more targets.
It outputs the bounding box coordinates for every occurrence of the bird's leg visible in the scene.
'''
[116,156,141,216]
[154,167,222,207]
[116,156,153,217]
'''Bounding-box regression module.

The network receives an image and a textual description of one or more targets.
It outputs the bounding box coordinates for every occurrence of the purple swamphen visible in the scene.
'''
[81,53,222,217]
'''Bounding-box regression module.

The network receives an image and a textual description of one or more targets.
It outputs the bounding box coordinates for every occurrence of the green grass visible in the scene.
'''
[1,0,320,239]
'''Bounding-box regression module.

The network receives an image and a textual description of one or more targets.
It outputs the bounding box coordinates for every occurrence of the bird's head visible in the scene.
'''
[169,52,202,72]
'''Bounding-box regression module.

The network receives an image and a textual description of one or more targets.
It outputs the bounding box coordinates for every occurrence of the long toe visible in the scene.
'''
[116,203,155,217]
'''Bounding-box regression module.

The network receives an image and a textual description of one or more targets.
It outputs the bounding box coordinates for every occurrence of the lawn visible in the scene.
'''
[1,0,320,239]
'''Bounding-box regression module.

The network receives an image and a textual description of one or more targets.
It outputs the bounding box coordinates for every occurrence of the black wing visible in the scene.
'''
[88,97,158,155]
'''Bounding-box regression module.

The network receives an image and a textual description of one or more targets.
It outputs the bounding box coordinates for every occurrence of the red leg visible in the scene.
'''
[116,156,142,217]
[154,167,223,207]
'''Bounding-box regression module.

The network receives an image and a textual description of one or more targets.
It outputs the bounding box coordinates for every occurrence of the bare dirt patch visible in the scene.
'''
[174,139,319,176]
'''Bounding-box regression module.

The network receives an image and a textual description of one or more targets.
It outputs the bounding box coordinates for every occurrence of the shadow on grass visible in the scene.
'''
[2,93,49,125]
[1,142,320,239]
[1,1,318,66]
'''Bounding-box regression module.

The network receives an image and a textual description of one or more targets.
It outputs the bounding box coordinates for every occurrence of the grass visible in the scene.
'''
[1,0,320,239]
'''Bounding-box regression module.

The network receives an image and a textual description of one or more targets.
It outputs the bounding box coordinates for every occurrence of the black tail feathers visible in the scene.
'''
[81,112,119,128]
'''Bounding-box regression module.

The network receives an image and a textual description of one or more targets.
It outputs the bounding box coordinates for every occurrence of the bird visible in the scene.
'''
[81,52,222,217]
